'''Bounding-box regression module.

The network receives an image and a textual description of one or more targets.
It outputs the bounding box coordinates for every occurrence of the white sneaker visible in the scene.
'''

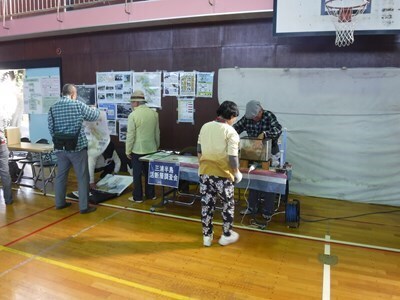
[203,234,213,247]
[128,196,143,203]
[218,230,239,246]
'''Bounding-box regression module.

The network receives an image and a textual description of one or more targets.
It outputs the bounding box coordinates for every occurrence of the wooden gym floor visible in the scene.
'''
[0,174,399,299]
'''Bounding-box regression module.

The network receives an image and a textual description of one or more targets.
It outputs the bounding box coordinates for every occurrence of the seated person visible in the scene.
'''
[89,140,121,190]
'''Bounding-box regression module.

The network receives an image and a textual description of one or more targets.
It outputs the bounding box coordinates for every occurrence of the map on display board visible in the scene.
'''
[133,72,162,108]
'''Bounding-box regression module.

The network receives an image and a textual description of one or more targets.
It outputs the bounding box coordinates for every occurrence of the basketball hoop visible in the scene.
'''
[325,0,369,47]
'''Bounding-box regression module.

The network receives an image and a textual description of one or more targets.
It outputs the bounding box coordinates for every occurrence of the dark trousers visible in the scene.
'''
[131,153,154,201]
[248,190,275,216]
[95,161,115,179]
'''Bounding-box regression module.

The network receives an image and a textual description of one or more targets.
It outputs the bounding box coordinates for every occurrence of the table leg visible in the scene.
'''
[150,186,176,212]
[40,153,46,195]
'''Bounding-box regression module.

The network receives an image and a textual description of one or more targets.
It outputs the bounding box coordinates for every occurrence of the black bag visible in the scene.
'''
[53,133,79,151]
[50,107,80,151]
[9,161,22,182]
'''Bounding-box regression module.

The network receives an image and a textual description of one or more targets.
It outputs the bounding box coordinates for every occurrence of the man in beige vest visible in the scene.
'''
[125,90,160,203]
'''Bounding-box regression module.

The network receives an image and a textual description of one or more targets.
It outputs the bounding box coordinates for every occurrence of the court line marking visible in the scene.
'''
[322,234,331,300]
[4,211,79,247]
[96,202,400,253]
[0,245,190,300]
[1,211,121,277]
[0,205,55,229]
[0,209,191,300]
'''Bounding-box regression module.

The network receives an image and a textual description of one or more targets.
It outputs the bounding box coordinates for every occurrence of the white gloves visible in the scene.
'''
[234,170,243,184]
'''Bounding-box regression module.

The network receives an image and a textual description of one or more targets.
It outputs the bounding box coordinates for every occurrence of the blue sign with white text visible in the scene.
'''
[148,161,180,188]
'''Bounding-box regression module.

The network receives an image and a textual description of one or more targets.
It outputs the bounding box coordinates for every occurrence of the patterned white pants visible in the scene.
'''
[200,174,235,237]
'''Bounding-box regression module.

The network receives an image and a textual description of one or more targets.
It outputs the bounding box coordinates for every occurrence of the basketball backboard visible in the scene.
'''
[273,0,400,36]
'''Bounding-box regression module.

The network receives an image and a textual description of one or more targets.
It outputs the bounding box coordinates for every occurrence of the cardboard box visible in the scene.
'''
[5,127,21,145]
[239,159,249,168]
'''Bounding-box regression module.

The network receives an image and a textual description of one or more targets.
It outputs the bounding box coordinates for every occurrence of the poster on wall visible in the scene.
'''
[98,103,117,120]
[177,97,195,124]
[118,119,128,142]
[163,71,179,97]
[97,71,132,104]
[76,84,96,106]
[133,71,162,108]
[179,71,196,97]
[196,72,214,98]
[108,120,117,136]
[23,68,60,114]
[116,103,132,119]
[22,67,61,142]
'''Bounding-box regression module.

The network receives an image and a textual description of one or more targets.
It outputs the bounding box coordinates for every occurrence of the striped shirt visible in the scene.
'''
[48,97,100,152]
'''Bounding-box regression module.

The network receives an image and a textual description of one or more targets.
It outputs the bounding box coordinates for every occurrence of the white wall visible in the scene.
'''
[219,68,400,206]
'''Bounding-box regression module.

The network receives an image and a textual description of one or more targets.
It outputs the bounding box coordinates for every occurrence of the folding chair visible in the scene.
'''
[32,139,57,187]
[16,137,39,184]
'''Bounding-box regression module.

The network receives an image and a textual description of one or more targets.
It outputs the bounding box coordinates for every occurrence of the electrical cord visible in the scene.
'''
[239,167,254,226]
[239,164,284,227]
[300,209,400,223]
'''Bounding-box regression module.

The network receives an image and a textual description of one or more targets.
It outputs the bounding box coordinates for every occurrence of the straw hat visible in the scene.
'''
[130,90,146,102]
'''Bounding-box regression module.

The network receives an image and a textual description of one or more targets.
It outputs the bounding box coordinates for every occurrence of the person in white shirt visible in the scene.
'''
[88,140,121,190]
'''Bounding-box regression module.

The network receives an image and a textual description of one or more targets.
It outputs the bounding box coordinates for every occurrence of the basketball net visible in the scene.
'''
[325,0,369,47]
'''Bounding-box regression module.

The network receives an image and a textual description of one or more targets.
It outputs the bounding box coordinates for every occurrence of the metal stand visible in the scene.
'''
[150,185,201,212]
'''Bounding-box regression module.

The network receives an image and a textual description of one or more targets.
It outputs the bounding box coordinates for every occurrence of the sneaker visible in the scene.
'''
[218,230,239,246]
[56,202,71,210]
[128,196,143,203]
[240,207,256,215]
[146,196,157,200]
[80,206,97,214]
[203,234,213,247]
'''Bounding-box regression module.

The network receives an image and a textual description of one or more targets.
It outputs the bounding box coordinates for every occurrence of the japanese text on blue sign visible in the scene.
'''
[148,161,180,188]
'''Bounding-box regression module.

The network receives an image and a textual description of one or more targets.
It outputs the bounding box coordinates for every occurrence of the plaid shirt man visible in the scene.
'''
[48,97,99,152]
[233,110,282,154]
